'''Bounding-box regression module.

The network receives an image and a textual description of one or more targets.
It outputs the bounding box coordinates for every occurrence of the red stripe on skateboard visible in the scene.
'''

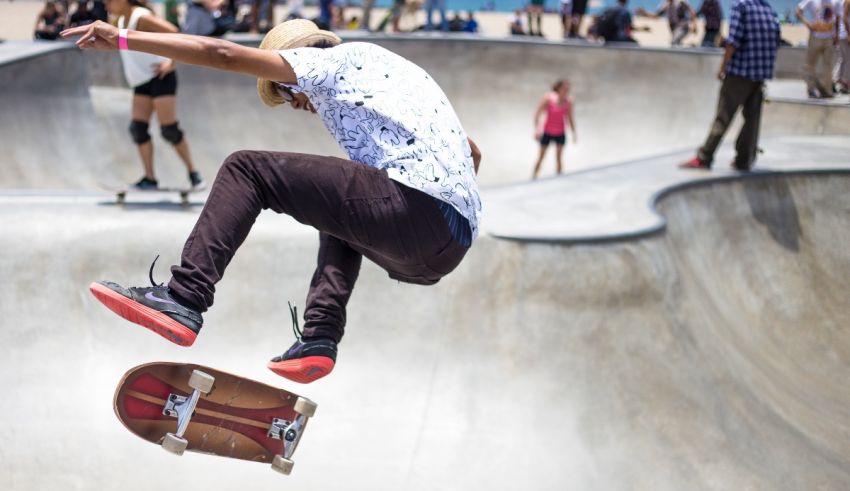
[122,373,296,454]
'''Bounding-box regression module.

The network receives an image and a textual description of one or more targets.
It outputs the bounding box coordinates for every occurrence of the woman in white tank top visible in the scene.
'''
[110,0,204,190]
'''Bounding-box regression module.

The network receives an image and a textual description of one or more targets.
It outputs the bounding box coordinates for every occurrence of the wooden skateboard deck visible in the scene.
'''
[99,183,204,205]
[114,362,317,475]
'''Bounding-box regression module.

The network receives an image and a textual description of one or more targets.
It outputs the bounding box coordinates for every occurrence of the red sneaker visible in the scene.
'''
[268,338,337,384]
[267,303,337,384]
[679,157,711,170]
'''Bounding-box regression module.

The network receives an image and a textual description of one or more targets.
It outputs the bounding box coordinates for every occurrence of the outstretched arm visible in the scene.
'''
[61,21,296,83]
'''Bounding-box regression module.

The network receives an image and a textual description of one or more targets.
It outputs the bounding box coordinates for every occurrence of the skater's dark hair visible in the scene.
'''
[552,79,570,92]
[307,39,337,49]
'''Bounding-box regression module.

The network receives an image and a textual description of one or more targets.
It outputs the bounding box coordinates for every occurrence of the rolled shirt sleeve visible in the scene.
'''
[727,1,744,47]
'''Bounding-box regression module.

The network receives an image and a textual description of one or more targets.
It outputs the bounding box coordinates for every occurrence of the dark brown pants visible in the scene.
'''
[697,74,765,169]
[168,150,468,342]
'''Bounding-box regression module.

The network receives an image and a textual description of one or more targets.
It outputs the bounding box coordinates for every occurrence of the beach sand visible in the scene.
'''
[3,0,810,46]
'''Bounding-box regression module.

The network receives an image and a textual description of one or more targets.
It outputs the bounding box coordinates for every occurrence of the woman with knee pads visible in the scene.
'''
[110,0,204,190]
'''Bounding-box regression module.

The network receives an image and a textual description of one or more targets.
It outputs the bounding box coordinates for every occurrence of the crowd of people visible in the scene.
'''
[795,0,849,97]
[34,0,107,40]
[34,0,482,37]
[33,0,849,186]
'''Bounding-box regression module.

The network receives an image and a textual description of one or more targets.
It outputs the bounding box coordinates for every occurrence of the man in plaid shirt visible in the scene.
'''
[681,0,780,171]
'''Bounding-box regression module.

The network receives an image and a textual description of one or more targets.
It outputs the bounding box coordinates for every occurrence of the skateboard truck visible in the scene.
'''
[267,397,317,475]
[160,370,215,456]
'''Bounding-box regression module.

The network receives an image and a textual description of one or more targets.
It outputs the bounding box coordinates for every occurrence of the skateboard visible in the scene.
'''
[100,183,204,206]
[114,362,317,475]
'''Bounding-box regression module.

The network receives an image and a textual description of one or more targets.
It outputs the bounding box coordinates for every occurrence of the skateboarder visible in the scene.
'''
[62,19,482,384]
[107,0,204,190]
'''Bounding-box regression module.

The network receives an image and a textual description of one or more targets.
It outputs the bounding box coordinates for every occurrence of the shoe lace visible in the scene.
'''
[288,301,303,340]
[148,255,164,287]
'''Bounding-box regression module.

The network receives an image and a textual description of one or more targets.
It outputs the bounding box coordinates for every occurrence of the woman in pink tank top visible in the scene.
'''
[532,79,577,179]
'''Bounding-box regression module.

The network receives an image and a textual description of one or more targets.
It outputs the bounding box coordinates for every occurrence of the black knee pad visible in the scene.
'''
[128,120,151,145]
[160,122,184,145]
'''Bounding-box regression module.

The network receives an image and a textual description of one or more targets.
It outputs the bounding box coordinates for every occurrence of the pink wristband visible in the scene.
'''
[118,28,129,51]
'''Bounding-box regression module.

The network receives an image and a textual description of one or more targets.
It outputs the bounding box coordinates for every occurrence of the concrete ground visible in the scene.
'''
[1,35,849,490]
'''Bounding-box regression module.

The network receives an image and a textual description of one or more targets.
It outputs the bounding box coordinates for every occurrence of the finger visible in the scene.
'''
[76,30,96,47]
[60,25,87,38]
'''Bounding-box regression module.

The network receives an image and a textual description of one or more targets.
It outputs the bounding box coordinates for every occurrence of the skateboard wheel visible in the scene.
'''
[271,455,294,475]
[162,433,188,455]
[294,397,317,418]
[188,370,215,394]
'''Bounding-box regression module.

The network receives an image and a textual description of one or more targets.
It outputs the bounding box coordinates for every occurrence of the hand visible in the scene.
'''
[60,20,119,51]
[155,60,175,78]
[534,130,542,140]
[717,67,726,81]
[572,132,578,144]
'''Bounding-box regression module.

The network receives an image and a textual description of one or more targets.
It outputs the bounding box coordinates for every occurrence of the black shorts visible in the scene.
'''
[571,0,588,15]
[133,71,178,97]
[540,133,566,146]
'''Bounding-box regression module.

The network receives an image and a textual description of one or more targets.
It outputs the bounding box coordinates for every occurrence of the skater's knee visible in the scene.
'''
[128,120,151,145]
[222,150,258,171]
[160,122,184,145]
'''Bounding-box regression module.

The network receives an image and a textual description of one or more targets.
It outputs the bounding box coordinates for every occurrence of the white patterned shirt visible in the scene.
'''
[277,42,481,240]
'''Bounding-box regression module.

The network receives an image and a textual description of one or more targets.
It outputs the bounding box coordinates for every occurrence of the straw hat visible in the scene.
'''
[256,19,342,107]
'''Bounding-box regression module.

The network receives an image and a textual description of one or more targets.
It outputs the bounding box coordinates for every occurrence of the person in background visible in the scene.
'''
[69,0,95,27]
[528,0,544,36]
[464,11,479,32]
[569,0,588,37]
[696,0,722,47]
[183,0,224,35]
[532,79,577,179]
[796,0,839,97]
[596,0,637,43]
[637,0,697,46]
[90,0,107,21]
[360,0,375,30]
[510,8,527,34]
[424,0,447,30]
[681,0,780,171]
[164,0,180,28]
[561,0,572,38]
[390,0,405,31]
[448,11,465,31]
[34,1,65,40]
[109,0,204,190]
[331,0,346,29]
[838,0,850,93]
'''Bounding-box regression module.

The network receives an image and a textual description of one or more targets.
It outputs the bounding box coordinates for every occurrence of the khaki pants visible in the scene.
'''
[697,75,765,169]
[805,35,837,96]
[837,39,850,83]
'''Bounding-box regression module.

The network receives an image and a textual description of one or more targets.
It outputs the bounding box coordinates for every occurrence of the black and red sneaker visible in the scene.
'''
[267,303,337,384]
[89,261,203,347]
[679,157,711,170]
